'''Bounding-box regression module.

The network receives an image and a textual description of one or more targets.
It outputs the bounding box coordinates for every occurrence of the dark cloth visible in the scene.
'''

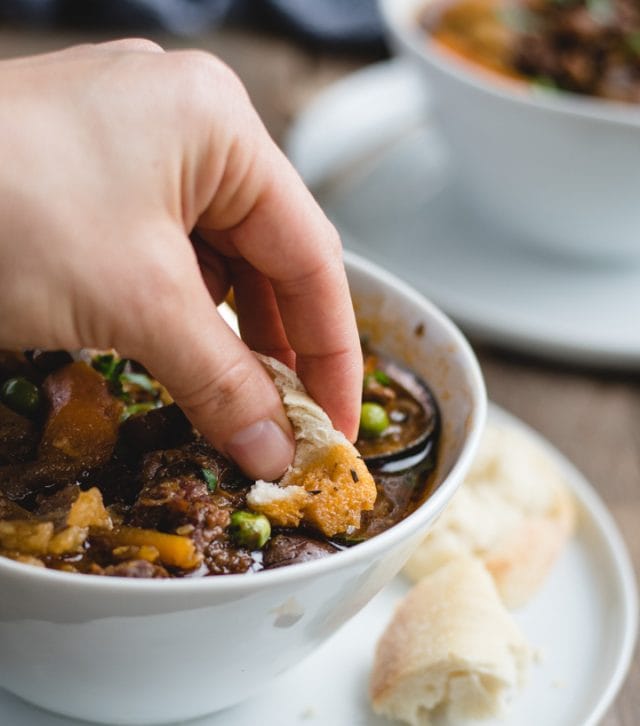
[0,0,387,51]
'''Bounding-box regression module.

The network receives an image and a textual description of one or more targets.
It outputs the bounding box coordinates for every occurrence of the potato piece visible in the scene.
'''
[0,520,54,554]
[47,526,88,555]
[67,487,112,530]
[109,527,201,569]
[12,554,45,568]
[39,362,123,466]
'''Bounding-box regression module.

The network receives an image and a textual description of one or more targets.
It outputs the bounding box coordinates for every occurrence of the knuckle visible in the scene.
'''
[168,50,249,119]
[173,51,242,93]
[119,37,164,53]
[180,355,256,416]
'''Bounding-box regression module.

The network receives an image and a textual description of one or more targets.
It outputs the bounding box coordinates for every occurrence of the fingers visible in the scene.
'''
[192,233,231,304]
[230,259,296,370]
[118,228,294,481]
[92,38,165,54]
[60,39,165,56]
[3,38,165,68]
[183,62,362,439]
[197,142,363,441]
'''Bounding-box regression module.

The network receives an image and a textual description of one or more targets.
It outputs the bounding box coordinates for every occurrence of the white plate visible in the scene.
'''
[286,60,640,369]
[0,405,636,726]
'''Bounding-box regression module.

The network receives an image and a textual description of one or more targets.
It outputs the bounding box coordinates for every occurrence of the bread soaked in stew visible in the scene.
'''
[0,348,439,578]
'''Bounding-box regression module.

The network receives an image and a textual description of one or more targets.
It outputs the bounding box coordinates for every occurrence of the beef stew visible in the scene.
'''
[0,348,439,578]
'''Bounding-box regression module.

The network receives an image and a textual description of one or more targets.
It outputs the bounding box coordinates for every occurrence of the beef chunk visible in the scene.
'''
[263,533,338,569]
[25,350,74,376]
[127,441,255,575]
[0,402,38,465]
[119,404,193,456]
[103,560,169,578]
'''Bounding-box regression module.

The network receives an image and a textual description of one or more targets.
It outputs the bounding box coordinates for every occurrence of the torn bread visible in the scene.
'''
[246,355,376,537]
[370,556,531,726]
[404,420,576,608]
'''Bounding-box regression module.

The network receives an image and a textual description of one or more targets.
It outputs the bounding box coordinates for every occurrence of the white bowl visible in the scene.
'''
[379,0,640,260]
[0,251,486,725]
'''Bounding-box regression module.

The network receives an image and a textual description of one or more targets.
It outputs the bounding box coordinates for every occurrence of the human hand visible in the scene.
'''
[0,39,362,481]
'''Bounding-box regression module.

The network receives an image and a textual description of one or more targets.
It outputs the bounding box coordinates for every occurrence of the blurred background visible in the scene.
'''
[0,1,638,724]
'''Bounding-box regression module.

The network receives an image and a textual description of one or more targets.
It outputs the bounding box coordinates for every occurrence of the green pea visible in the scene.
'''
[229,510,271,549]
[359,402,389,438]
[0,377,41,416]
[373,369,391,385]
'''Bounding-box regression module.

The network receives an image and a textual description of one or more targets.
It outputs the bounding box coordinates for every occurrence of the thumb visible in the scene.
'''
[117,243,294,482]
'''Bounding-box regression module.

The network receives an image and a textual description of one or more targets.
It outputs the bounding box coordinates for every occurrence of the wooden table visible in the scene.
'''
[1,26,638,725]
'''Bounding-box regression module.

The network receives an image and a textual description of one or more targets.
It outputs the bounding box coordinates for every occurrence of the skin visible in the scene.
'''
[0,39,363,481]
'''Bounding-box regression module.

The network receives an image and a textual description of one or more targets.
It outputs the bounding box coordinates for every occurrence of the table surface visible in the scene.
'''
[0,25,638,726]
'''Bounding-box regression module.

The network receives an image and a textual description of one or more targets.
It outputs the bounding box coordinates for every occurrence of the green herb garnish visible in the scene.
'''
[120,371,155,393]
[201,468,218,492]
[373,370,391,385]
[93,354,161,407]
[92,354,126,383]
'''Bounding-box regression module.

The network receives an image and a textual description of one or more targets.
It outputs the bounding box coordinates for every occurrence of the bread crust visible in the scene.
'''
[404,421,576,608]
[370,556,530,725]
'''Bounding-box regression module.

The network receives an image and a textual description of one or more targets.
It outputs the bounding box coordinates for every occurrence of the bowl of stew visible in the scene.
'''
[0,251,485,725]
[379,0,640,260]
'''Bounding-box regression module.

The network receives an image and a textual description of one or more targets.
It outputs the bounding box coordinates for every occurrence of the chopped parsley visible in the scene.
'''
[201,468,218,492]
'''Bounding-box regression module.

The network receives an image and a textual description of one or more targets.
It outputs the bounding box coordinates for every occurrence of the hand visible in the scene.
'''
[0,39,362,481]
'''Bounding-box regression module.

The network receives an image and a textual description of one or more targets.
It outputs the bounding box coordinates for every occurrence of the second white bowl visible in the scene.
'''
[379,0,640,261]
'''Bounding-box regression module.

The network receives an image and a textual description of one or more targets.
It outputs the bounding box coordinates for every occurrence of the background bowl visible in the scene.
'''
[379,0,640,261]
[0,251,486,725]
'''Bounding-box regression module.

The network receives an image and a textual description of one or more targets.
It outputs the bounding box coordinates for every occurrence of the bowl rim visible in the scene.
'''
[378,0,640,129]
[0,251,486,594]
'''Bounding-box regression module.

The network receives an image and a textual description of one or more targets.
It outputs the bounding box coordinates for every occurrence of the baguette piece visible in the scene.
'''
[246,355,376,537]
[370,556,530,726]
[404,421,576,608]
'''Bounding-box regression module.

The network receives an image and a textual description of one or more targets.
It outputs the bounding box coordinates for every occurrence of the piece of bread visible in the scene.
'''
[404,420,576,608]
[370,555,531,726]
[246,355,376,537]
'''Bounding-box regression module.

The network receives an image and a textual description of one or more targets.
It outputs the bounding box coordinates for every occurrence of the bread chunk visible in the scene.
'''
[246,355,376,537]
[370,556,530,726]
[404,420,576,608]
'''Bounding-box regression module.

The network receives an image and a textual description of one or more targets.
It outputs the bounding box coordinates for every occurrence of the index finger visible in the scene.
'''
[199,146,362,440]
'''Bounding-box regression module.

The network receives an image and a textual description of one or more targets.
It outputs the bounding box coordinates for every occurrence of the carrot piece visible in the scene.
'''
[109,527,201,569]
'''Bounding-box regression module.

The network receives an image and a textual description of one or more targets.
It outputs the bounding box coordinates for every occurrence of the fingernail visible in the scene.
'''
[227,419,294,481]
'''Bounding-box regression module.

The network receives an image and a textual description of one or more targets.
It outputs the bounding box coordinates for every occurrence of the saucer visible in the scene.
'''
[0,405,636,725]
[286,60,640,368]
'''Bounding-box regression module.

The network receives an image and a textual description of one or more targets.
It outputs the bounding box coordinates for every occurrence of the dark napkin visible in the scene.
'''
[0,0,387,51]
